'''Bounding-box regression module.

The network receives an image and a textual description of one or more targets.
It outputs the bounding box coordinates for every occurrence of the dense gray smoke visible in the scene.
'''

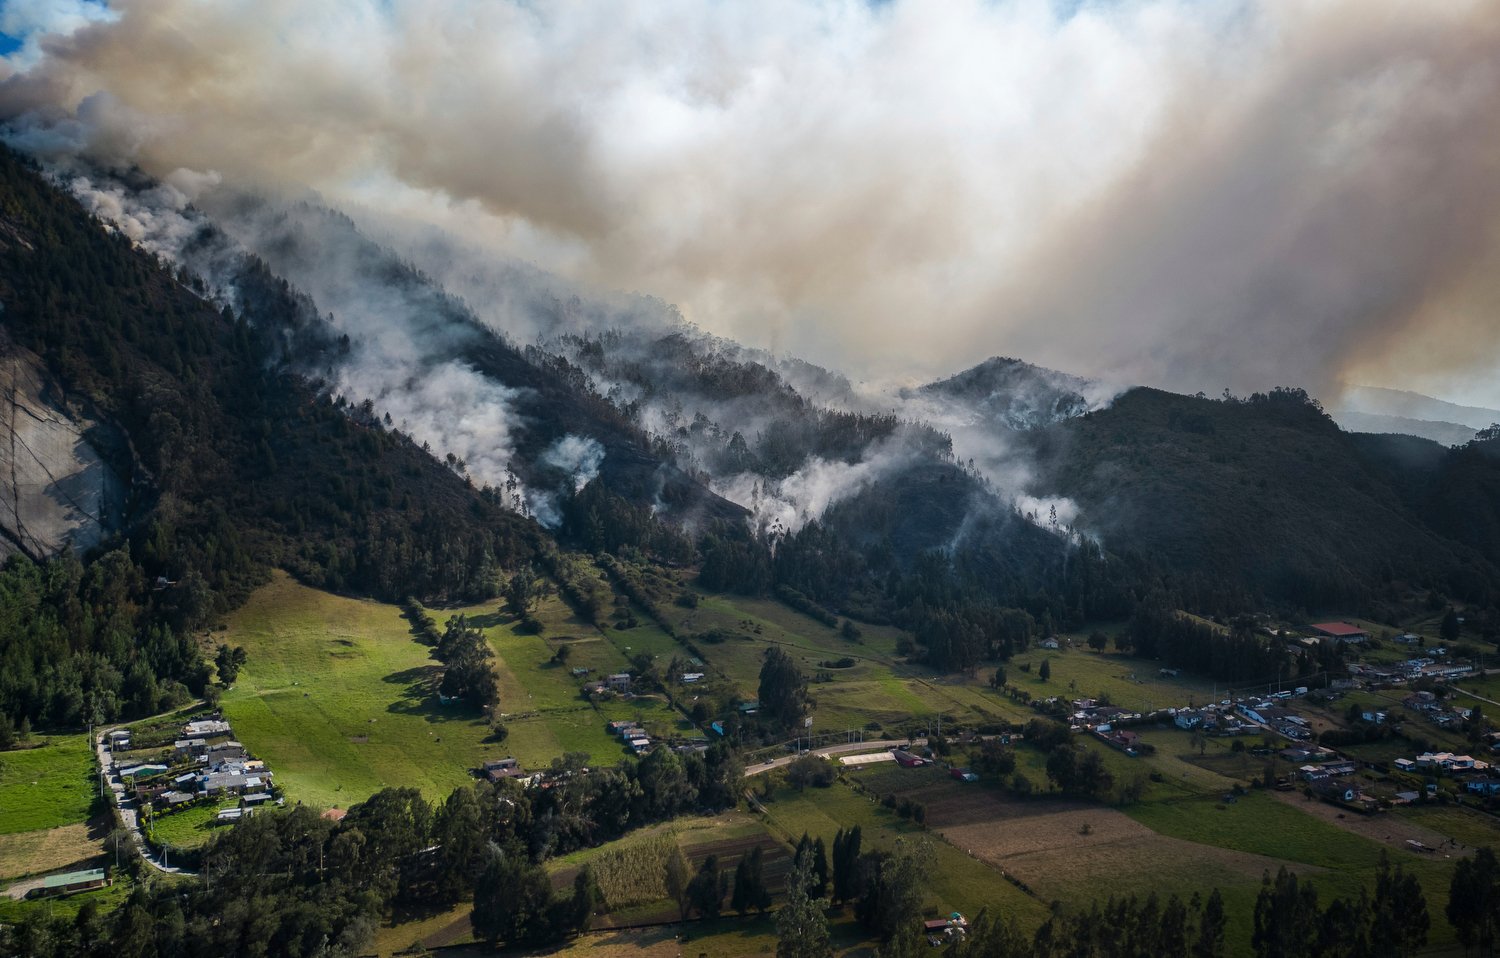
[2,0,1498,405]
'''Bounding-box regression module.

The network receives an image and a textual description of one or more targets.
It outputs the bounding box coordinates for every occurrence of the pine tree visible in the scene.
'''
[777,853,832,958]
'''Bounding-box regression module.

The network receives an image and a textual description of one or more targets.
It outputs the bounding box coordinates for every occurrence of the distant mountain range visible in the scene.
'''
[1328,385,1500,446]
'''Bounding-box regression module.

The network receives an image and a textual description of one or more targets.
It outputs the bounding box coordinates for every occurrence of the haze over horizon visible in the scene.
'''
[3,0,1499,409]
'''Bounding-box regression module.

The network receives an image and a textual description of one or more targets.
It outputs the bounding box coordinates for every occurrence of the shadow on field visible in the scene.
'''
[464,611,509,630]
[383,665,483,724]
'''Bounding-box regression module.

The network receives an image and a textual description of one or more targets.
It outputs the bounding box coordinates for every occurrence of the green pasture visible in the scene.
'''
[0,734,98,835]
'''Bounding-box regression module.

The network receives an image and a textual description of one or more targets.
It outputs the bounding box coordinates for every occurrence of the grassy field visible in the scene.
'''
[0,873,136,924]
[148,800,238,849]
[0,734,99,835]
[220,573,514,808]
[221,573,694,808]
[0,821,106,882]
[202,566,1492,956]
[756,776,1052,932]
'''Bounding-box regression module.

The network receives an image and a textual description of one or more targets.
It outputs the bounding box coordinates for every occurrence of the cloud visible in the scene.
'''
[2,0,1498,402]
[0,0,114,69]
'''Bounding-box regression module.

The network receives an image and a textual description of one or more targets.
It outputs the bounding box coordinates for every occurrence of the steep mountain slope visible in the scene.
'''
[0,338,128,560]
[155,190,745,532]
[0,147,539,603]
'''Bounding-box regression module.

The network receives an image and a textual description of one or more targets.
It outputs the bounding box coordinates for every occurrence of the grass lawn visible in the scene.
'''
[147,799,238,849]
[1399,804,1500,848]
[0,734,99,834]
[222,573,694,807]
[1005,644,1222,714]
[0,872,136,924]
[221,572,511,808]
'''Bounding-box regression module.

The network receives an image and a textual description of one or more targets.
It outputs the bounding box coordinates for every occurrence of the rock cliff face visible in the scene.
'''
[0,342,126,559]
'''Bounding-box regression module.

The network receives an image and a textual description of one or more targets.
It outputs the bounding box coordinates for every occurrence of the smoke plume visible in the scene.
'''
[3,0,1499,403]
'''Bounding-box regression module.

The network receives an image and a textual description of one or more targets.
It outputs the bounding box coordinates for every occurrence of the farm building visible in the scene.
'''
[106,729,131,750]
[605,673,633,692]
[184,719,233,737]
[1308,622,1369,643]
[29,868,108,898]
[949,767,979,782]
[1097,729,1141,754]
[483,758,528,782]
[892,749,927,768]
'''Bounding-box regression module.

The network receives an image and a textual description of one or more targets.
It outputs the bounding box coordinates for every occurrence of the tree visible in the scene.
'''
[214,644,247,686]
[733,845,772,916]
[777,852,832,958]
[1447,846,1500,957]
[1371,852,1429,958]
[564,867,599,936]
[1088,630,1109,652]
[1252,867,1320,958]
[856,841,932,942]
[505,566,539,616]
[472,845,553,946]
[686,854,726,919]
[760,647,809,727]
[1038,658,1052,682]
[1046,745,1077,793]
[1075,750,1113,799]
[990,666,1006,689]
[832,825,862,904]
[1193,889,1227,958]
[433,785,486,901]
[786,754,837,790]
[665,847,692,920]
[1442,607,1462,642]
[811,837,830,898]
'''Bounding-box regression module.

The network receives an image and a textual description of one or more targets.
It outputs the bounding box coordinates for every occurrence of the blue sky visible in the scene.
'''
[0,33,22,56]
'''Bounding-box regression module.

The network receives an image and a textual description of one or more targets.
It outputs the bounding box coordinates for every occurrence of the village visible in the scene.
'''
[97,712,280,871]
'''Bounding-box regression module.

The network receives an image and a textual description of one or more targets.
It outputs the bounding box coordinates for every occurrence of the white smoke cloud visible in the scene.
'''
[541,434,605,493]
[712,447,904,538]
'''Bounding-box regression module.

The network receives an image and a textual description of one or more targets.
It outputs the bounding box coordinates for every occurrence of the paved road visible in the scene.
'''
[93,730,196,876]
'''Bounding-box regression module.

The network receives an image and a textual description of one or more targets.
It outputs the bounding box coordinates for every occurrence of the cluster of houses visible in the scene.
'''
[109,716,276,817]
[607,719,653,754]
[1401,689,1480,731]
[1350,657,1475,685]
[1171,704,1253,737]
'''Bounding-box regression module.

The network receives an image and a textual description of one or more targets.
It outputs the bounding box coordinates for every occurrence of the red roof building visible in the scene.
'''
[1309,622,1369,642]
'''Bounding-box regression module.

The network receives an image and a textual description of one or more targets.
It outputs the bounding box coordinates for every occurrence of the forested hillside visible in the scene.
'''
[1023,387,1500,612]
[0,147,541,729]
